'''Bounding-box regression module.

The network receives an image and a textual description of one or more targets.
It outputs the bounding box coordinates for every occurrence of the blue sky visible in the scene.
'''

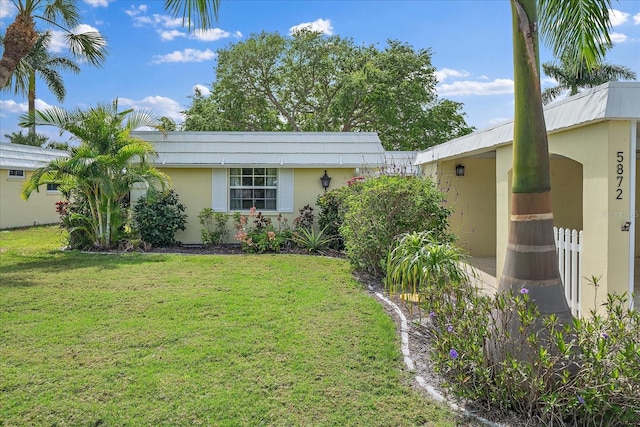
[1,0,639,144]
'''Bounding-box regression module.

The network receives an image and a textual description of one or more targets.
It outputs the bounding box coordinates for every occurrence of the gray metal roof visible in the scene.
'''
[132,131,386,167]
[0,143,68,170]
[416,81,640,164]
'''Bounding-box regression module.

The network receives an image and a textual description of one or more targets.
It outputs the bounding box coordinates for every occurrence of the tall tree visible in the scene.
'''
[2,31,81,135]
[0,0,107,89]
[4,130,49,146]
[183,30,473,150]
[542,53,636,104]
[20,100,168,249]
[499,0,615,326]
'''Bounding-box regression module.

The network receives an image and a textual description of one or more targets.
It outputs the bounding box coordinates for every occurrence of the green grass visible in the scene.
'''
[0,226,462,426]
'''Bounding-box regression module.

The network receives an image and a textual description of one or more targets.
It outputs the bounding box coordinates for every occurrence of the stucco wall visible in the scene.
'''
[0,169,61,229]
[496,121,634,314]
[436,158,497,257]
[158,167,359,244]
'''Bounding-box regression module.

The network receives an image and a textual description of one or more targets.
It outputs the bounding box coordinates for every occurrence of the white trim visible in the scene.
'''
[278,169,294,213]
[212,169,227,212]
[629,120,637,309]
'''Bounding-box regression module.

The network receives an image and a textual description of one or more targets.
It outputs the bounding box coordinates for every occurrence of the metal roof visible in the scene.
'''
[0,143,68,170]
[416,81,640,165]
[132,131,386,168]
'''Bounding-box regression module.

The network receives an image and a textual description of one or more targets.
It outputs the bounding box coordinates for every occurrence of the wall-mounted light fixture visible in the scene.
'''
[622,221,631,231]
[455,164,465,177]
[320,170,332,192]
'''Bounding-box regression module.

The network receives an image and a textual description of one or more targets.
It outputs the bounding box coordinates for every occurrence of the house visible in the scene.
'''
[415,82,640,315]
[132,131,388,244]
[0,143,67,229]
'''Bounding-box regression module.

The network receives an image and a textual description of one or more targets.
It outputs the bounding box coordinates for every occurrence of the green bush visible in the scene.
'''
[132,189,187,247]
[341,175,452,276]
[385,237,640,426]
[198,208,229,245]
[233,208,291,253]
[292,226,335,253]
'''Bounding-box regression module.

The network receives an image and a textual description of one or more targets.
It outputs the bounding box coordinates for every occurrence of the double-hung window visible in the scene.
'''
[8,169,25,179]
[229,168,278,210]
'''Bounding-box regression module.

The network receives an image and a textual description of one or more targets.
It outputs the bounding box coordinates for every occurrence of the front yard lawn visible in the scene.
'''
[0,226,461,426]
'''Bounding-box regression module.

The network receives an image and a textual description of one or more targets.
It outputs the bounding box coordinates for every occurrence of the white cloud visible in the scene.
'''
[610,32,628,44]
[193,84,211,96]
[118,96,184,122]
[131,13,183,28]
[125,4,147,17]
[0,0,14,19]
[435,68,470,82]
[0,100,27,115]
[438,78,514,96]
[49,24,106,54]
[289,18,333,35]
[159,30,187,41]
[191,28,242,41]
[83,0,110,7]
[152,48,216,64]
[634,13,640,25]
[0,99,54,116]
[609,9,629,26]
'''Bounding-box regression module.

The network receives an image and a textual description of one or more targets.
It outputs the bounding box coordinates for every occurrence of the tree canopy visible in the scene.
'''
[182,30,474,151]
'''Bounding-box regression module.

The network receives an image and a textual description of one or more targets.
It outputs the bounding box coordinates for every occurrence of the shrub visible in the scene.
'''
[132,189,187,247]
[385,238,640,426]
[341,175,452,276]
[198,208,229,245]
[55,193,98,250]
[292,226,335,254]
[233,207,291,253]
[292,204,314,231]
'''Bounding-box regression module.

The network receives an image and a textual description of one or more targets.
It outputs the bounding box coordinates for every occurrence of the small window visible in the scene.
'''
[229,168,278,211]
[47,183,60,192]
[8,169,25,178]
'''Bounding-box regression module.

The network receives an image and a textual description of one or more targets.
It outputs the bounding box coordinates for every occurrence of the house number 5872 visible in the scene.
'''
[616,151,624,200]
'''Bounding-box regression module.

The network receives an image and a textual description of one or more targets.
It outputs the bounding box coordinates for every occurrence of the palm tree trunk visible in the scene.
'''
[500,1,572,323]
[0,13,38,89]
[28,71,36,135]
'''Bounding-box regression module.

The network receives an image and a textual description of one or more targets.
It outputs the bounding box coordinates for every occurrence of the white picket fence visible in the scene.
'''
[554,227,583,317]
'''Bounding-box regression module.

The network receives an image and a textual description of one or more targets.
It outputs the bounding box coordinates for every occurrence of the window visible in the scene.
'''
[8,169,25,178]
[229,168,278,210]
[47,183,60,192]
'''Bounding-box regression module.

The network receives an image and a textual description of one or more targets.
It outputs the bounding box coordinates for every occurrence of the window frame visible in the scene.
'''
[228,167,278,211]
[8,169,25,180]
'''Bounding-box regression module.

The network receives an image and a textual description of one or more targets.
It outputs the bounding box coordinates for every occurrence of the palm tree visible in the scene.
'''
[164,0,221,30]
[0,0,107,89]
[542,54,637,104]
[499,0,614,327]
[3,31,81,135]
[20,100,168,249]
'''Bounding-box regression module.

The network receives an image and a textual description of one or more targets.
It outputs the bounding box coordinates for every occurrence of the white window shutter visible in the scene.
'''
[278,169,294,212]
[212,169,227,212]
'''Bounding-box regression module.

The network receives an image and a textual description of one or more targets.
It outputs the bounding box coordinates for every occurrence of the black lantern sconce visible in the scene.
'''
[455,164,465,177]
[320,170,332,191]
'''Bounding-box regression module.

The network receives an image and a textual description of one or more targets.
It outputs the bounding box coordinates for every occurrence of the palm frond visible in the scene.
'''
[164,0,220,31]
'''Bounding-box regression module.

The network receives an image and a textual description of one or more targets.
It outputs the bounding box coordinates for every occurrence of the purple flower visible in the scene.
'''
[519,288,529,294]
[601,332,609,339]
[447,325,454,333]
[577,395,585,404]
[449,349,458,359]
[429,312,436,318]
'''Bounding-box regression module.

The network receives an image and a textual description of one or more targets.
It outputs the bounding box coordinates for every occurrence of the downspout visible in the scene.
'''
[629,120,637,309]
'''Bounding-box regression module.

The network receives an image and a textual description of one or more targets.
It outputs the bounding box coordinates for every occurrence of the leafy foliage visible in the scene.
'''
[21,100,168,249]
[132,190,187,247]
[291,226,335,254]
[316,179,362,250]
[340,175,452,276]
[233,208,292,253]
[182,30,473,150]
[4,130,49,147]
[198,208,229,245]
